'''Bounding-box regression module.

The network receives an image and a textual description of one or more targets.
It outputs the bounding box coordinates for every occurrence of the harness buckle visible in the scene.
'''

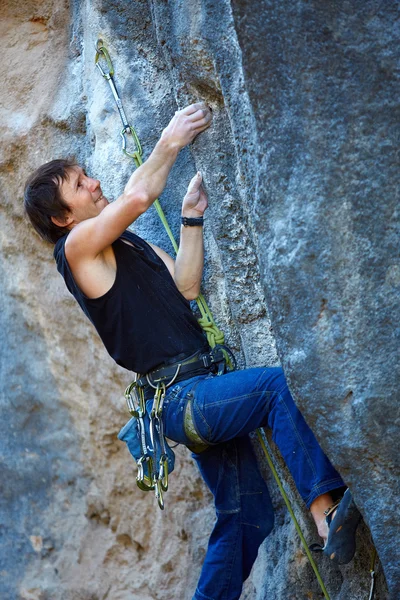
[202,354,212,368]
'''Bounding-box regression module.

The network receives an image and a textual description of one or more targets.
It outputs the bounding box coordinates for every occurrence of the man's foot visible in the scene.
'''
[310,489,362,564]
[315,502,340,544]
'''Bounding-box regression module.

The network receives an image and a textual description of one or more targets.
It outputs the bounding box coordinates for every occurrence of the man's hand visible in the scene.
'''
[182,172,208,217]
[161,102,212,150]
[175,171,207,299]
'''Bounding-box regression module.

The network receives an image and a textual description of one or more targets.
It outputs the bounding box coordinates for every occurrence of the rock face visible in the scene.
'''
[0,1,398,599]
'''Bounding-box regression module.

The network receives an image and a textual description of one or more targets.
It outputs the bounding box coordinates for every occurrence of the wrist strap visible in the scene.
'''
[181,216,204,227]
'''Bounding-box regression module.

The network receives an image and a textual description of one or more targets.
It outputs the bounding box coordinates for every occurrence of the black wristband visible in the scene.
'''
[181,216,204,227]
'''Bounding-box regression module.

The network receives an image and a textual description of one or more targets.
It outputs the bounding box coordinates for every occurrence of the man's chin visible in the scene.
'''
[96,197,109,211]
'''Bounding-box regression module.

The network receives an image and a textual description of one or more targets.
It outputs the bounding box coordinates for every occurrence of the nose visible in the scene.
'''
[87,176,100,192]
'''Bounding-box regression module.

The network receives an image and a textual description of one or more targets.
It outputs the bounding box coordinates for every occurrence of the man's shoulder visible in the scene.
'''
[53,233,69,263]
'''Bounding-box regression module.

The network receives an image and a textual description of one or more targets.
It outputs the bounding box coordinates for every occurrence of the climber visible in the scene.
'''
[23,101,361,600]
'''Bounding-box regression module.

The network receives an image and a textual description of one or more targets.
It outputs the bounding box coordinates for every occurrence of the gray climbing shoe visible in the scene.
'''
[310,489,362,564]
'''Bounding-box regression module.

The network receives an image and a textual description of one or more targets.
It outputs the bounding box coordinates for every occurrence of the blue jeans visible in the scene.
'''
[161,367,345,600]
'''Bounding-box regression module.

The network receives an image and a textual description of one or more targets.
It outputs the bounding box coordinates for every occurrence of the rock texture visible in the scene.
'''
[0,1,398,599]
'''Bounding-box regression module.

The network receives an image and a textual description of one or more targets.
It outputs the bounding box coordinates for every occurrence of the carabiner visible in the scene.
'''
[368,570,375,600]
[124,379,144,417]
[155,479,165,510]
[159,455,169,491]
[155,385,166,417]
[136,455,155,491]
[150,383,165,419]
[121,125,143,162]
[125,393,139,417]
[94,39,114,79]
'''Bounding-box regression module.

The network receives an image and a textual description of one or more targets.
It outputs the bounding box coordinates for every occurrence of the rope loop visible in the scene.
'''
[197,319,224,348]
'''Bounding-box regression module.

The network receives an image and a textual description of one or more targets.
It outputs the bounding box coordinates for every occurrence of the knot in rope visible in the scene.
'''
[197,316,225,348]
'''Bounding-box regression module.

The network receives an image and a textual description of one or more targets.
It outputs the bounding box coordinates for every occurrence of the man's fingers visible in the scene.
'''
[187,171,203,193]
[169,102,211,147]
[181,102,209,116]
[192,115,212,128]
[187,107,211,123]
[192,119,212,134]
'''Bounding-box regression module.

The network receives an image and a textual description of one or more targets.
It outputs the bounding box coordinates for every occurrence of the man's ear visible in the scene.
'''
[51,214,74,228]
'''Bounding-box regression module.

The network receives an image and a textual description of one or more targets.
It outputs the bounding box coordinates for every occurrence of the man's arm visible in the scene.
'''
[174,172,207,300]
[148,172,207,300]
[66,103,212,263]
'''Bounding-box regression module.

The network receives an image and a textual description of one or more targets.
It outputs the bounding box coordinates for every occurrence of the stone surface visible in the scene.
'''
[229,1,400,596]
[0,0,398,599]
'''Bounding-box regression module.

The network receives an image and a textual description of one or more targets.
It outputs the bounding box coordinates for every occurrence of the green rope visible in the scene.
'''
[257,430,330,600]
[129,150,179,253]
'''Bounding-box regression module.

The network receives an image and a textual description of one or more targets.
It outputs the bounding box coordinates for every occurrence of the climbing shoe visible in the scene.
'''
[310,489,362,564]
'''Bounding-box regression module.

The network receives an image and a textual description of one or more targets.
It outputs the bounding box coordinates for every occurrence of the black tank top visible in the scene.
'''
[54,230,207,373]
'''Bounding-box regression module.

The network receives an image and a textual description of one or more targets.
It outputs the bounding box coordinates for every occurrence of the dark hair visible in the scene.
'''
[24,158,78,244]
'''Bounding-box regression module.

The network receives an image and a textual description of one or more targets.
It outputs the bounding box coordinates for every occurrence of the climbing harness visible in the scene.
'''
[122,346,231,510]
[95,40,376,600]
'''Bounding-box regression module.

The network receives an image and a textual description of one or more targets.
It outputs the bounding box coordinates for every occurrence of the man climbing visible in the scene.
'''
[24,102,361,600]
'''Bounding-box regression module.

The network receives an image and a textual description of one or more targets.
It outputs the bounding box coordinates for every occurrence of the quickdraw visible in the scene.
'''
[124,377,153,492]
[124,365,180,510]
[95,40,143,162]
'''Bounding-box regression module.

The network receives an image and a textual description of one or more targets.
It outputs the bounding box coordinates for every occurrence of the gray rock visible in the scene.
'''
[1,0,397,598]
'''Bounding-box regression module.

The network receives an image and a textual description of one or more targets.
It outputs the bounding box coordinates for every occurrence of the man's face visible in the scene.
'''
[60,166,109,227]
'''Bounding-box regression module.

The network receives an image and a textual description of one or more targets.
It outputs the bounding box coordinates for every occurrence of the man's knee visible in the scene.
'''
[259,365,290,400]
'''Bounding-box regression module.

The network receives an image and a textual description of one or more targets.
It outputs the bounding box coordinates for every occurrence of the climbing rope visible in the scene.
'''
[94,39,376,600]
[257,430,330,599]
